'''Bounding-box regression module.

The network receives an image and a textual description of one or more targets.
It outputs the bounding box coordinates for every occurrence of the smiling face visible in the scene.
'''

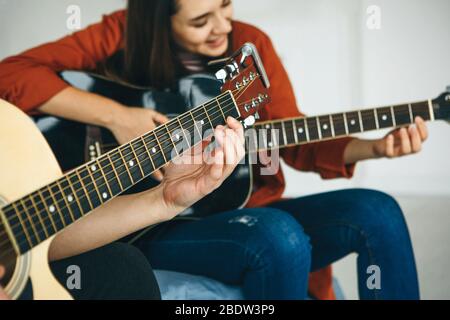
[171,0,234,57]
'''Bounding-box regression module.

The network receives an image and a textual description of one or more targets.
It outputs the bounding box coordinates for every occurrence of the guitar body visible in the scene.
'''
[0,99,72,299]
[35,71,253,217]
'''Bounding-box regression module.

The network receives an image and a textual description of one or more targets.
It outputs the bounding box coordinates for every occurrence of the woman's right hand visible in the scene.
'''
[108,105,169,181]
[0,265,10,300]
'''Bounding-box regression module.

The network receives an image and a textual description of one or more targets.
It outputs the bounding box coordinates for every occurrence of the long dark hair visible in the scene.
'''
[103,0,180,89]
[124,0,180,89]
[104,0,232,90]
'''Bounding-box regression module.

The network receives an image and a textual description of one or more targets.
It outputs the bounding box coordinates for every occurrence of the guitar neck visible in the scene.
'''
[1,91,238,254]
[250,99,436,152]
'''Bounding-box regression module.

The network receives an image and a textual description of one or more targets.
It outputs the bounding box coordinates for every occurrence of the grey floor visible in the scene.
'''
[333,195,450,300]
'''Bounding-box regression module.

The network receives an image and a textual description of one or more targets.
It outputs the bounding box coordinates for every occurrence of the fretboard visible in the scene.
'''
[1,91,238,254]
[250,100,435,152]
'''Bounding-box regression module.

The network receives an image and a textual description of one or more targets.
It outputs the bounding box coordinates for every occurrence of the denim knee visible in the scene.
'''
[238,208,312,271]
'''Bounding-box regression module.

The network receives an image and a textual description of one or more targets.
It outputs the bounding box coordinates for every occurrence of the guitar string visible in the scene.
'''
[0,103,427,245]
[0,72,263,250]
[0,98,241,257]
[97,106,431,153]
[0,88,260,255]
[0,92,430,254]
[0,103,426,249]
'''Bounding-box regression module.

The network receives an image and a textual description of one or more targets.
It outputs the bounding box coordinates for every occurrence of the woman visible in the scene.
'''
[0,0,426,299]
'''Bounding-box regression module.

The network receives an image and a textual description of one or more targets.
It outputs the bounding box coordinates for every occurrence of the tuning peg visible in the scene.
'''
[239,44,254,66]
[215,69,228,83]
[243,116,256,128]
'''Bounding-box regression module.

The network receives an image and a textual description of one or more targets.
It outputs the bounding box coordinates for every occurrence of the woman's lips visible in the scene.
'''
[207,36,226,49]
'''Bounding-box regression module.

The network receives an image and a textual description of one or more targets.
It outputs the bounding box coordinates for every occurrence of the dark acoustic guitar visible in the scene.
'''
[0,43,270,299]
[35,69,450,217]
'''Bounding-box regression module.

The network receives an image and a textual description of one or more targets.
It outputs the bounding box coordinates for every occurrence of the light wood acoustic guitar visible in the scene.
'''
[0,43,270,299]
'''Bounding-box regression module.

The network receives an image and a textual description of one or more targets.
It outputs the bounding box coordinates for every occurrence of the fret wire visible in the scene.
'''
[153,132,167,163]
[315,117,322,140]
[390,106,397,127]
[164,125,179,157]
[64,175,85,217]
[107,153,124,191]
[74,170,94,211]
[176,117,191,149]
[141,136,156,172]
[329,114,335,137]
[203,105,214,128]
[292,119,299,144]
[0,208,21,254]
[46,185,67,228]
[28,194,49,238]
[97,159,114,199]
[19,198,41,243]
[408,104,413,123]
[55,180,75,223]
[281,121,287,147]
[189,111,202,139]
[216,97,227,121]
[10,202,33,248]
[130,142,146,177]
[342,113,349,135]
[304,119,310,141]
[84,166,103,206]
[37,189,57,232]
[358,111,364,131]
[374,109,380,129]
[117,148,135,184]
[428,99,435,121]
[1,95,238,243]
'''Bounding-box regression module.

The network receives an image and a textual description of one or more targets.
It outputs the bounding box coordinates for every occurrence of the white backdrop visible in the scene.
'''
[1,0,449,197]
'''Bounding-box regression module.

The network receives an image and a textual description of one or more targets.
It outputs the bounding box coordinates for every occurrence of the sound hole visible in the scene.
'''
[0,219,18,288]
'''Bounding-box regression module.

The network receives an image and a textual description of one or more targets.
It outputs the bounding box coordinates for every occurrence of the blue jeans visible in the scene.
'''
[134,189,419,300]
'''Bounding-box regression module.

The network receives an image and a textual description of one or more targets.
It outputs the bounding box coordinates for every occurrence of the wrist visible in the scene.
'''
[344,139,379,164]
[102,102,126,131]
[139,184,184,223]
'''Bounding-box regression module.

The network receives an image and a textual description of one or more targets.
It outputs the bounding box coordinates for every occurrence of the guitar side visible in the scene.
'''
[0,99,72,299]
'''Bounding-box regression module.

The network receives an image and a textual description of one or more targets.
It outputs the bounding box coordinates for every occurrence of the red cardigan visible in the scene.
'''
[0,10,356,300]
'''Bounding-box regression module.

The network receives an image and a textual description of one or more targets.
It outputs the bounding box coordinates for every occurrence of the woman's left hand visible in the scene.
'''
[372,117,428,159]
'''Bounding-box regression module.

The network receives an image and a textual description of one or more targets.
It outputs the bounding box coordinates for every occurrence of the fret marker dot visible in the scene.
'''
[91,165,97,171]
[265,125,271,129]
[382,115,388,121]
[49,205,55,213]
[68,195,73,202]
[200,120,205,125]
[323,124,329,130]
[151,147,157,154]
[268,142,273,148]
[298,128,304,134]
[350,120,356,126]
[129,160,134,167]
[102,192,108,199]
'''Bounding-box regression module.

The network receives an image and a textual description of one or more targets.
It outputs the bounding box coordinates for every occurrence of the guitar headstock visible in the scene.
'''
[432,87,450,123]
[210,43,271,128]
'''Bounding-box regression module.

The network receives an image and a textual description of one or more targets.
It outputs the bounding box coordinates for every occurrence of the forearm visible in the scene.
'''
[48,186,178,261]
[38,86,123,129]
[343,138,379,164]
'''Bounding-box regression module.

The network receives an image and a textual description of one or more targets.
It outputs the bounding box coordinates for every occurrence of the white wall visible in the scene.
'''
[234,0,450,197]
[1,0,449,197]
